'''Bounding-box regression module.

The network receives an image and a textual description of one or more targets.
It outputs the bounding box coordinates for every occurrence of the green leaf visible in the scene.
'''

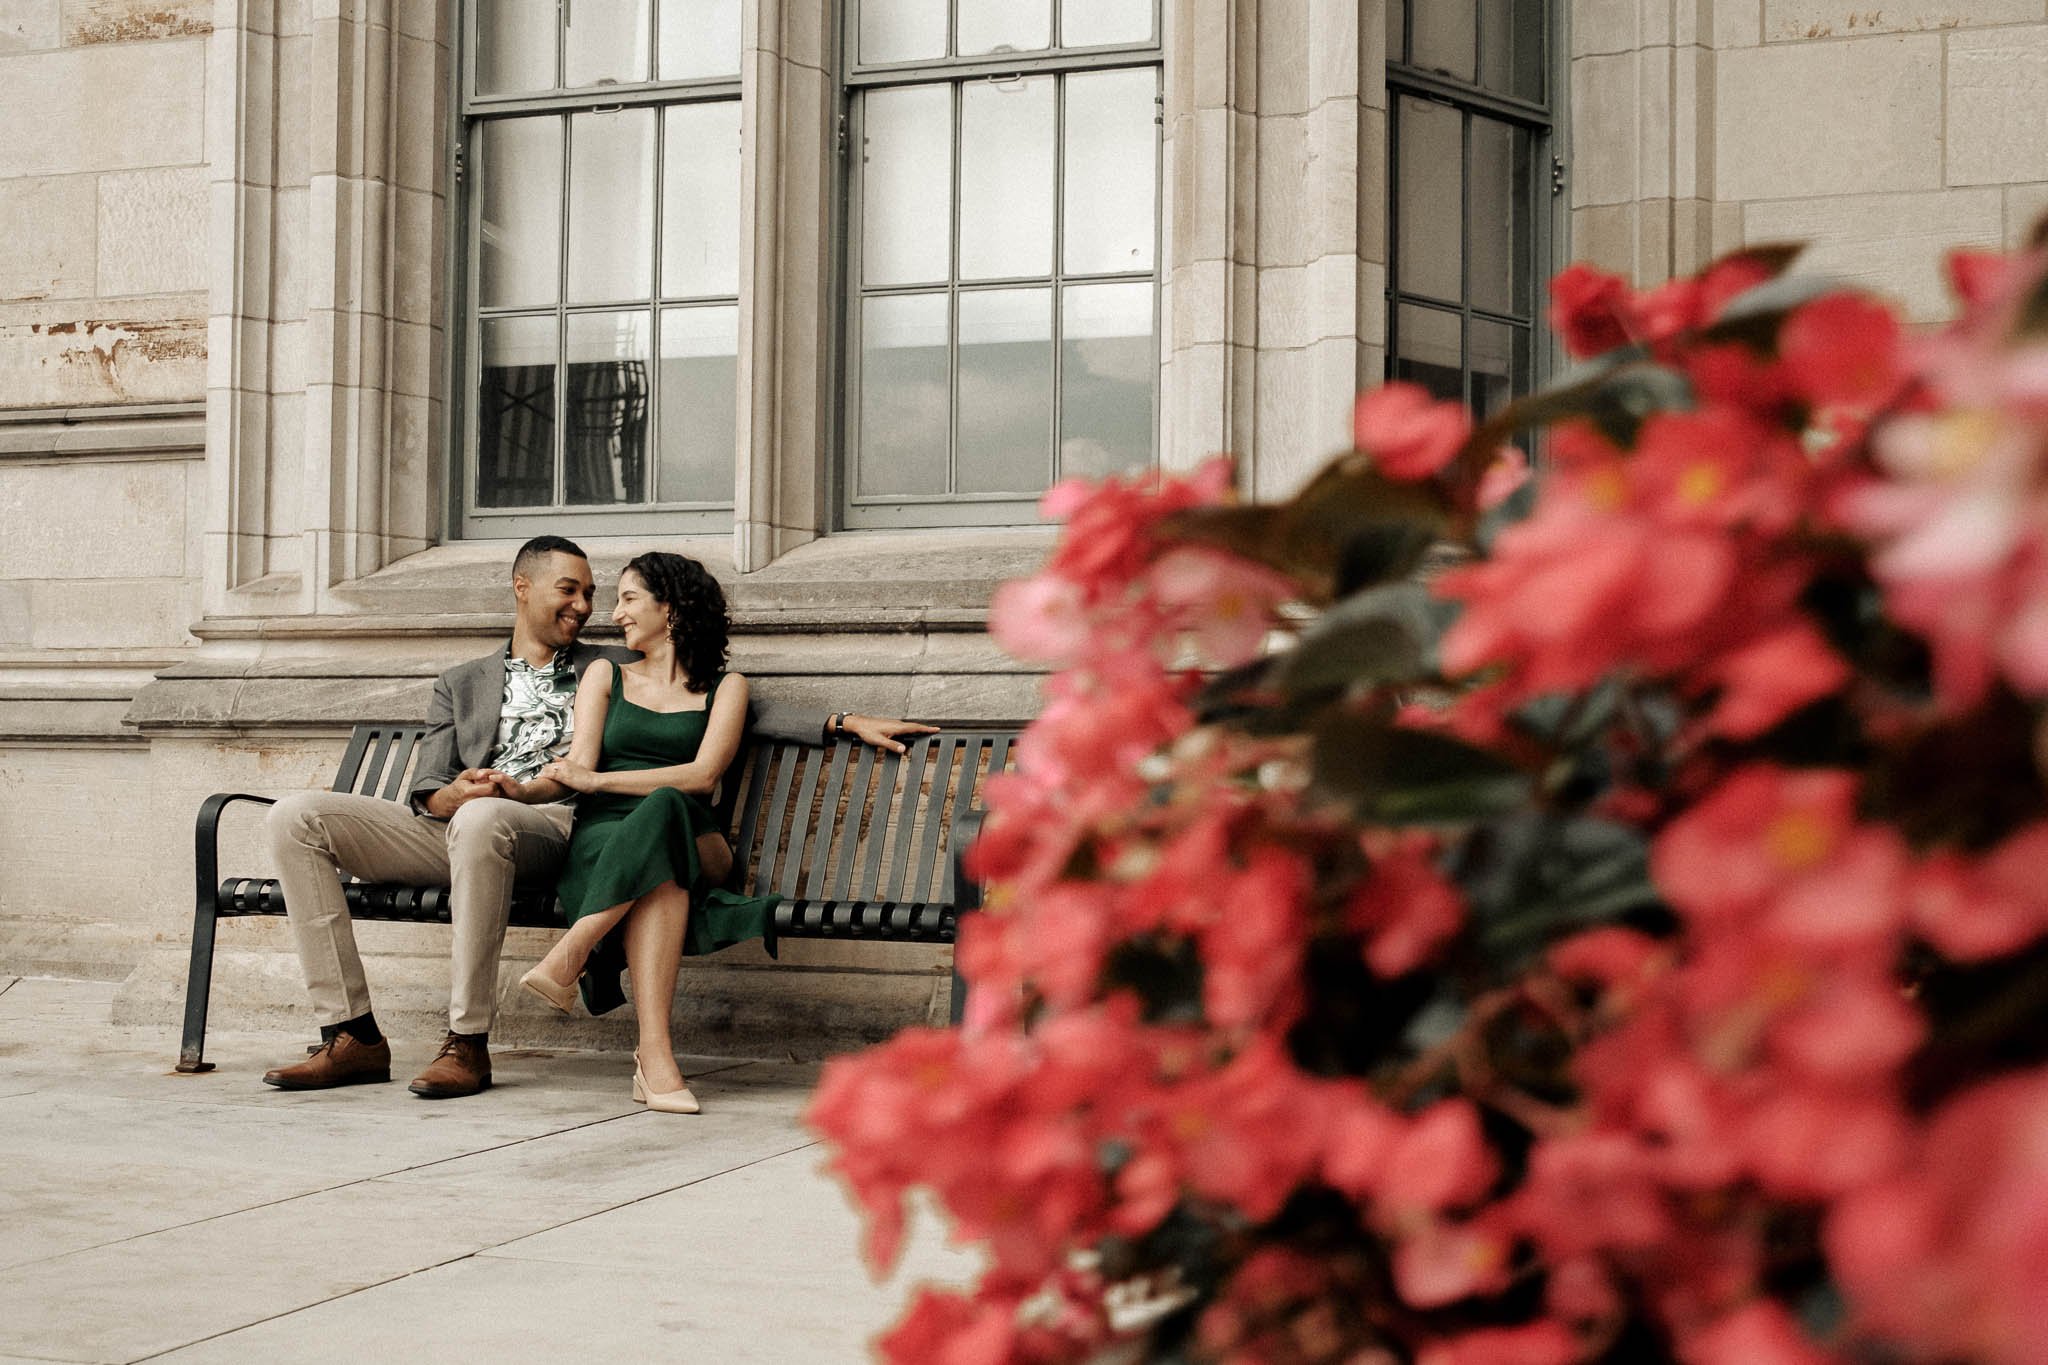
[1277,583,1449,698]
[1310,711,1532,826]
[1455,813,1663,971]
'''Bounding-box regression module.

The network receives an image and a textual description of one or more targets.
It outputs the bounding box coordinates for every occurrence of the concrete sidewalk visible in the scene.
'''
[0,976,977,1363]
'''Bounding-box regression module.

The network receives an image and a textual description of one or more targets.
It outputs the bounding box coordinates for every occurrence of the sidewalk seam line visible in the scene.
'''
[120,1139,823,1364]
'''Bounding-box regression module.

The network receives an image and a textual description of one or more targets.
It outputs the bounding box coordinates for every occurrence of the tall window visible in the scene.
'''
[458,0,742,537]
[841,0,1163,529]
[1385,1,1552,418]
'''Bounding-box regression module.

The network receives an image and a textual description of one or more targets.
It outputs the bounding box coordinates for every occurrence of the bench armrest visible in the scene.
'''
[194,793,278,912]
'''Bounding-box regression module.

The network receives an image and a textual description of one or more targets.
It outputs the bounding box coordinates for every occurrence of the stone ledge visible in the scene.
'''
[0,401,204,460]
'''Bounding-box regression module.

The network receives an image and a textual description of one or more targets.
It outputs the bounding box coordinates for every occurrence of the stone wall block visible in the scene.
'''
[1744,187,2004,321]
[1307,0,1359,104]
[1571,51,1638,206]
[1256,263,1311,351]
[1713,0,1763,46]
[1573,0,1640,56]
[1256,0,1309,116]
[0,459,190,577]
[1572,202,1638,274]
[1946,28,2048,187]
[0,38,203,177]
[1714,36,1941,200]
[1765,1,2043,40]
[1188,0,1229,107]
[0,173,95,299]
[24,578,197,648]
[1635,44,1673,200]
[0,578,30,643]
[0,295,204,407]
[271,185,307,322]
[275,31,311,191]
[2009,184,2048,245]
[1255,114,1312,266]
[392,30,443,195]
[1162,340,1225,468]
[61,0,209,45]
[390,184,435,326]
[0,1,61,53]
[96,165,208,296]
[1308,250,1359,344]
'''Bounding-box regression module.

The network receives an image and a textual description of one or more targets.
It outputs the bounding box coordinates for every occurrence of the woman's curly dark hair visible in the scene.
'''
[621,551,729,693]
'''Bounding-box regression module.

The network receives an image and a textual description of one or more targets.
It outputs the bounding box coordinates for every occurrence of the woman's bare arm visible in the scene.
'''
[576,672,751,798]
[535,658,616,795]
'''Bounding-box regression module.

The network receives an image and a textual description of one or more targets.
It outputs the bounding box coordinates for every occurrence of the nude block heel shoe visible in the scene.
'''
[633,1055,701,1115]
[518,966,578,1015]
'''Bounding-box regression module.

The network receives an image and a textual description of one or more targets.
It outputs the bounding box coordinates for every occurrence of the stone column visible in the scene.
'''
[1161,0,1387,500]
[733,0,834,573]
[204,0,449,616]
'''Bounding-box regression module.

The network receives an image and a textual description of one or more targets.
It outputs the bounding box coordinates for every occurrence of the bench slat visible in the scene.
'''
[780,744,830,898]
[826,745,877,902]
[853,748,903,901]
[379,729,423,802]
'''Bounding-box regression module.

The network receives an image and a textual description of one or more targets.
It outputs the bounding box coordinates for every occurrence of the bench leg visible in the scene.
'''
[175,897,221,1074]
[948,844,983,1028]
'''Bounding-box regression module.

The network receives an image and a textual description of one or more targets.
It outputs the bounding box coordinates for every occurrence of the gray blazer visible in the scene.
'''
[406,640,814,811]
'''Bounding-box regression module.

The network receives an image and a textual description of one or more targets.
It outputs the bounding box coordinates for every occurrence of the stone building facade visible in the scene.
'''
[0,0,2042,1054]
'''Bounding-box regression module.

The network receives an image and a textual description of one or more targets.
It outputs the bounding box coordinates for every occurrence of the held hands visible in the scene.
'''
[426,768,508,818]
[538,757,599,793]
[842,714,941,755]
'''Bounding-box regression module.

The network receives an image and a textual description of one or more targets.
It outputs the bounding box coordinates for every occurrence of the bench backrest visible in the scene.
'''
[725,731,1016,907]
[324,723,1017,906]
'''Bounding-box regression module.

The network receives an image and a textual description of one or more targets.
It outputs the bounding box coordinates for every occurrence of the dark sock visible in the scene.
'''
[337,1012,383,1045]
[451,1030,487,1044]
[318,1023,340,1044]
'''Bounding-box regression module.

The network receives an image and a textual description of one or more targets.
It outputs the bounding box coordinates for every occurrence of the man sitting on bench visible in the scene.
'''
[259,535,935,1099]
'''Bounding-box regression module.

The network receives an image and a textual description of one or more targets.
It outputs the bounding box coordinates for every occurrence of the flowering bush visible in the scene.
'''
[810,229,2048,1363]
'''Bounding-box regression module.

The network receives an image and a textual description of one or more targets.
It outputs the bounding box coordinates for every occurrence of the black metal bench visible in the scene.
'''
[178,724,1017,1072]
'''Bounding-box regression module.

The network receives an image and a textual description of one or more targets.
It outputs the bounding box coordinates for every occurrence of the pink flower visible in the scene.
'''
[1353,381,1473,479]
[1146,546,1295,667]
[1347,834,1466,978]
[1779,292,1905,410]
[989,574,1092,664]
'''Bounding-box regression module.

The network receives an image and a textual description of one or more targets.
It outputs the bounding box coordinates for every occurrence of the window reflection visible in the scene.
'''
[563,312,652,505]
[478,316,558,508]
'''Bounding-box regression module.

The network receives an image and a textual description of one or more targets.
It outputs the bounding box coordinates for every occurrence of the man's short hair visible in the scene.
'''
[512,535,589,581]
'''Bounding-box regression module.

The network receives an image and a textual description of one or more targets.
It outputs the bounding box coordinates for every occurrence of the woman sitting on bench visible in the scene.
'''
[515,551,775,1115]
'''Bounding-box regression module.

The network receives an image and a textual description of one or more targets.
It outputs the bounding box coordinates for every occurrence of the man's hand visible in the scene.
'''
[843,714,941,755]
[538,758,598,793]
[424,768,503,819]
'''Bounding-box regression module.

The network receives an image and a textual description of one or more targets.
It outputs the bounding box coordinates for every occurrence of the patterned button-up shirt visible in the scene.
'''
[491,648,579,783]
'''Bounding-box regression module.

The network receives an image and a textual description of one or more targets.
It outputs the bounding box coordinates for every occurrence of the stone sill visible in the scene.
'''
[217,526,1058,630]
[0,402,205,461]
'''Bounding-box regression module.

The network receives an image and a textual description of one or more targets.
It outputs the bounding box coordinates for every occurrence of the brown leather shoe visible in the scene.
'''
[408,1031,491,1099]
[262,1032,391,1089]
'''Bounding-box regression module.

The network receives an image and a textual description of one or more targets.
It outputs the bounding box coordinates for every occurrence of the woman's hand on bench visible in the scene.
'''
[840,715,941,754]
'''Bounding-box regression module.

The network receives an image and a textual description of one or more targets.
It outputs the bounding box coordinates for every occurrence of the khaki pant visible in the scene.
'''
[267,792,575,1035]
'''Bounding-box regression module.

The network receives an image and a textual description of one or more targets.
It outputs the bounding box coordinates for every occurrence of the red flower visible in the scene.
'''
[1353,381,1473,480]
[1346,833,1466,977]
[1550,262,1635,358]
[1779,292,1905,410]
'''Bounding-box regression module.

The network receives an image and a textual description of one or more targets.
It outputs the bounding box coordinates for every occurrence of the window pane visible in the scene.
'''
[1411,0,1475,82]
[957,288,1052,494]
[1062,68,1157,276]
[1467,116,1531,318]
[476,0,556,94]
[659,0,741,79]
[657,305,737,503]
[957,0,1049,55]
[568,108,656,303]
[1391,303,1461,404]
[1468,318,1529,419]
[1061,0,1151,47]
[861,85,953,287]
[1478,0,1546,101]
[662,102,741,298]
[564,311,652,505]
[859,0,946,62]
[858,293,950,497]
[1396,96,1460,303]
[1060,281,1153,480]
[478,315,557,508]
[478,116,562,309]
[960,77,1054,281]
[564,0,651,87]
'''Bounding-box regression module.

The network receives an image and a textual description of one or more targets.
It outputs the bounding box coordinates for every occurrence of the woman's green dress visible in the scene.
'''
[553,663,779,1015]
